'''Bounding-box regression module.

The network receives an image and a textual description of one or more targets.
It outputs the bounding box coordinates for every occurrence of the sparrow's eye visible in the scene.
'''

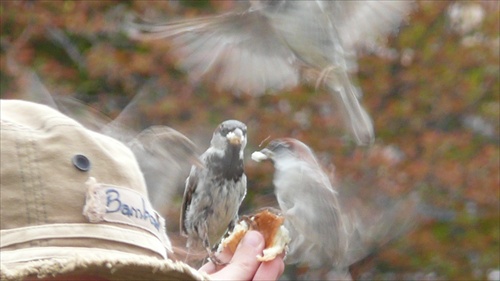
[219,126,229,136]
[268,140,289,152]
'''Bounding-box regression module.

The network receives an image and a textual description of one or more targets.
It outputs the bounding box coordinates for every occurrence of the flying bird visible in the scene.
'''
[180,120,248,263]
[252,138,350,269]
[252,137,419,278]
[126,0,414,145]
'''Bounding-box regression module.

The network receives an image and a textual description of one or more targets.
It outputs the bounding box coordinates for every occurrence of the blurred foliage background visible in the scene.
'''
[1,1,498,280]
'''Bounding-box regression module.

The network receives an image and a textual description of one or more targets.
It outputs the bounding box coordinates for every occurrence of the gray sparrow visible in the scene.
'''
[180,120,247,263]
[252,137,350,269]
[252,137,420,278]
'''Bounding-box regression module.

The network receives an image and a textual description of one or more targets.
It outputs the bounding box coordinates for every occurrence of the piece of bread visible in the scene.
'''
[218,208,290,261]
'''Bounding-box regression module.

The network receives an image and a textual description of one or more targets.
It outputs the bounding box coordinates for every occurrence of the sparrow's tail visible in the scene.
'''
[325,70,374,146]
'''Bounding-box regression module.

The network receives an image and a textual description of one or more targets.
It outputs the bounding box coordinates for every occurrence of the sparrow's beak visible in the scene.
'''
[251,148,273,162]
[227,128,245,145]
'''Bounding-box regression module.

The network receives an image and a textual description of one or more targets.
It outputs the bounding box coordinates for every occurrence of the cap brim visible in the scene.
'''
[1,249,209,281]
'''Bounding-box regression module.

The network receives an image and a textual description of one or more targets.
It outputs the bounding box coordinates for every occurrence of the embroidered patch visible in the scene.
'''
[83,177,171,251]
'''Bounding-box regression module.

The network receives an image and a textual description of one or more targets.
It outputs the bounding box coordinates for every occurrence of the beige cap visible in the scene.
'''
[0,100,207,281]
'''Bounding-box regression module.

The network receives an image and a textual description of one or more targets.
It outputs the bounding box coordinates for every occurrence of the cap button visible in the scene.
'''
[72,154,91,171]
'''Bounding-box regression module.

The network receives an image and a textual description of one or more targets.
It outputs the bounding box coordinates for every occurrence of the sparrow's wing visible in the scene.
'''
[129,126,201,209]
[279,163,348,268]
[328,0,415,50]
[131,126,197,158]
[53,96,115,132]
[126,11,299,95]
[180,167,199,236]
[12,70,114,131]
[343,191,420,267]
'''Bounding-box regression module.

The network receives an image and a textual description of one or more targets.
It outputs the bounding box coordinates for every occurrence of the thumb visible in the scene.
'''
[209,231,265,280]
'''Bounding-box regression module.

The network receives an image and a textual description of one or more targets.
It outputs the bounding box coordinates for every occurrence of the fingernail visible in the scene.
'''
[241,230,263,247]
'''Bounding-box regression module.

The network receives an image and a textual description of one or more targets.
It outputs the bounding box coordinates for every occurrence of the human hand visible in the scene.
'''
[199,230,285,281]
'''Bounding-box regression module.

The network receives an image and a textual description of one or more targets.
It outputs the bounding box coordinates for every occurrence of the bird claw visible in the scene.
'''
[208,252,228,266]
[315,65,341,89]
[240,215,256,228]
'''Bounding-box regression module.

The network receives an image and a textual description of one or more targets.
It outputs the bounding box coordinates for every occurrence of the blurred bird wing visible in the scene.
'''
[180,166,200,236]
[264,1,347,69]
[280,163,347,267]
[328,0,415,49]
[130,125,199,163]
[127,126,202,209]
[126,11,299,95]
[16,73,126,139]
[344,192,420,266]
[52,96,114,132]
